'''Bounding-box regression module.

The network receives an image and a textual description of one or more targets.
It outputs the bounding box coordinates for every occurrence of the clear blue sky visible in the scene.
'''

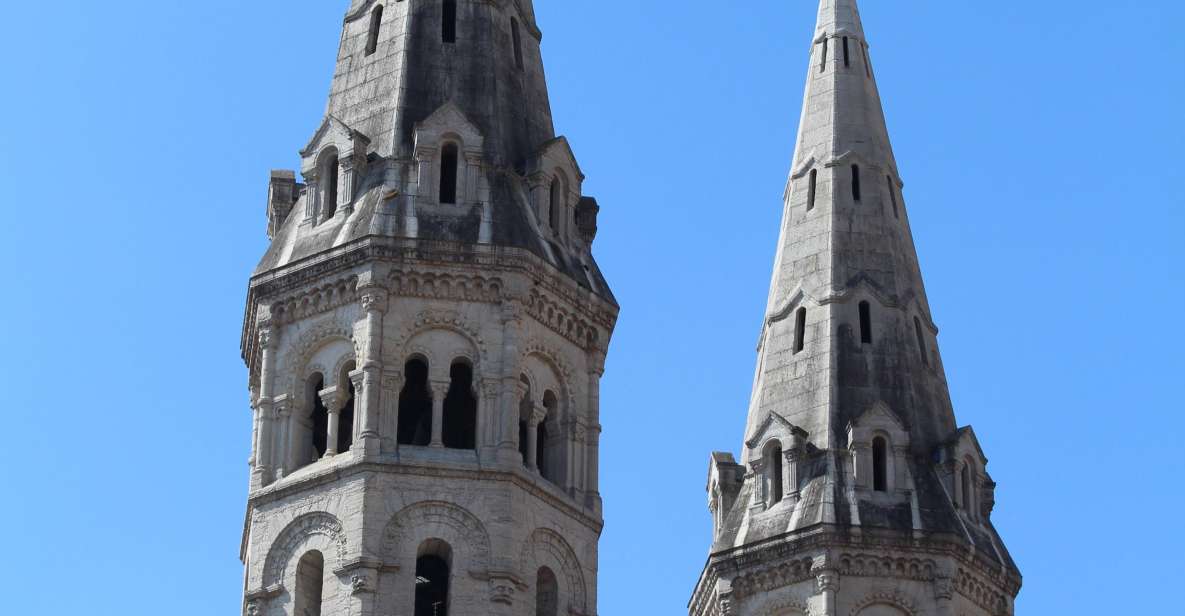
[1,1,1181,614]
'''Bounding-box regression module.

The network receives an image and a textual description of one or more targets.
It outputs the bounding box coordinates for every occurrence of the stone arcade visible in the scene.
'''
[688,1,1023,615]
[238,1,616,615]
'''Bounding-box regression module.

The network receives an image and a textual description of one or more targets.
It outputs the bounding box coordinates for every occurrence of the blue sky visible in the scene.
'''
[0,1,1182,614]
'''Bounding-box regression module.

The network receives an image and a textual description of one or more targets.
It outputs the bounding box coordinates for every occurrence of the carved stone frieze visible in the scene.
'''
[389,269,503,304]
[526,287,600,349]
[729,557,814,600]
[269,276,360,325]
[956,567,1011,614]
[837,553,936,582]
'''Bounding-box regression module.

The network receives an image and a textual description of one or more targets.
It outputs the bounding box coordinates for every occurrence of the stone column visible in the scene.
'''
[357,285,387,458]
[253,325,278,486]
[381,370,403,456]
[302,171,320,225]
[526,404,546,472]
[478,378,500,459]
[749,459,768,511]
[320,386,344,457]
[813,557,840,616]
[272,395,292,480]
[850,442,871,490]
[339,154,364,216]
[784,447,802,501]
[585,351,604,509]
[934,570,955,616]
[430,380,449,448]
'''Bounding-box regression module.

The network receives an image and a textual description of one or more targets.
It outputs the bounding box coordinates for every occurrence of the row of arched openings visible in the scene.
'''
[397,358,477,449]
[305,362,356,460]
[290,543,558,616]
[518,376,562,487]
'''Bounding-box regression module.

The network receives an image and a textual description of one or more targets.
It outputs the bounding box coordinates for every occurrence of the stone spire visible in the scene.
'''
[692,1,1021,614]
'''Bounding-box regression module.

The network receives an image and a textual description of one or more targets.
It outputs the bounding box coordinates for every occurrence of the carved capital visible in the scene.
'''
[489,576,516,605]
[244,600,260,616]
[360,288,389,314]
[934,574,954,601]
[480,378,501,399]
[318,386,346,412]
[257,326,276,350]
[815,569,840,593]
[718,592,736,616]
[350,571,376,595]
[529,405,547,427]
[430,380,451,401]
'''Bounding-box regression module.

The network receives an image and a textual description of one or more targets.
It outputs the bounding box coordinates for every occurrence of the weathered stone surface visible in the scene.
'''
[239,2,616,615]
[691,1,1022,615]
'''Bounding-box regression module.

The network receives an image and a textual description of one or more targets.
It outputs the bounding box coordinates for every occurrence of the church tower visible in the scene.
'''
[690,2,1021,615]
[239,1,616,615]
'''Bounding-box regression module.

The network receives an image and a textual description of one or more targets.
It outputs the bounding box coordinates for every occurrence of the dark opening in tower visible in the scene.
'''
[442,0,457,44]
[859,301,873,344]
[398,358,433,446]
[851,164,861,201]
[872,436,888,492]
[914,316,930,367]
[767,442,784,505]
[309,374,328,459]
[536,567,559,616]
[442,360,477,449]
[439,143,459,204]
[807,169,818,211]
[512,18,524,70]
[843,36,851,67]
[415,541,452,616]
[365,5,383,56]
[794,307,807,354]
[337,362,356,454]
[294,550,324,616]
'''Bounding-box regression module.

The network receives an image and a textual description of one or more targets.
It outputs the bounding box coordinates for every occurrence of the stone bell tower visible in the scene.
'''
[689,1,1021,615]
[239,1,616,615]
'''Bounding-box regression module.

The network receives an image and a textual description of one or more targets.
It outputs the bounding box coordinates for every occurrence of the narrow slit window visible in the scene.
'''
[843,36,851,68]
[886,175,898,218]
[859,301,872,344]
[442,0,457,43]
[914,316,930,367]
[960,464,973,511]
[439,143,459,204]
[820,37,829,72]
[549,178,562,230]
[511,18,524,70]
[851,165,861,201]
[872,437,888,492]
[862,44,872,78]
[807,169,818,211]
[794,307,807,354]
[365,5,383,56]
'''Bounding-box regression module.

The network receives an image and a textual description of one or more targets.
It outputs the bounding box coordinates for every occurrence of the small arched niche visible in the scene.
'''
[536,566,558,616]
[293,550,325,616]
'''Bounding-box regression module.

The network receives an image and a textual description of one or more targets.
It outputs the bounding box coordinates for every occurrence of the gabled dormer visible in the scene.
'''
[846,401,911,495]
[526,137,585,244]
[937,426,995,523]
[299,116,371,226]
[410,102,486,207]
[744,413,809,512]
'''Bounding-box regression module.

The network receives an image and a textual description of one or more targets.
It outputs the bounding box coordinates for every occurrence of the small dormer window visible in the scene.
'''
[549,176,563,231]
[440,143,459,204]
[320,148,340,222]
[766,442,784,505]
[872,436,888,492]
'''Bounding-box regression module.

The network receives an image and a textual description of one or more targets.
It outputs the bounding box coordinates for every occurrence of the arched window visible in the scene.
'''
[442,360,477,449]
[766,442,784,505]
[914,317,930,367]
[851,164,862,201]
[859,301,873,345]
[365,5,384,56]
[337,362,356,454]
[549,177,563,231]
[538,390,558,485]
[886,175,898,218]
[843,36,851,68]
[308,373,328,460]
[398,358,433,446]
[536,567,559,616]
[872,437,888,492]
[961,461,973,512]
[794,307,807,354]
[415,540,452,616]
[820,37,828,72]
[294,551,325,616]
[439,143,459,204]
[321,148,340,221]
[807,169,818,211]
[442,0,457,44]
[511,18,524,70]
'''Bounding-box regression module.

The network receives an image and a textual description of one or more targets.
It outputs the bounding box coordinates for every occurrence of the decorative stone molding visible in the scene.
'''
[525,287,599,349]
[837,553,936,581]
[270,276,360,325]
[382,501,492,569]
[400,310,489,363]
[388,269,503,304]
[730,557,814,600]
[956,567,1010,615]
[846,589,918,616]
[261,512,347,587]
[519,528,588,612]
